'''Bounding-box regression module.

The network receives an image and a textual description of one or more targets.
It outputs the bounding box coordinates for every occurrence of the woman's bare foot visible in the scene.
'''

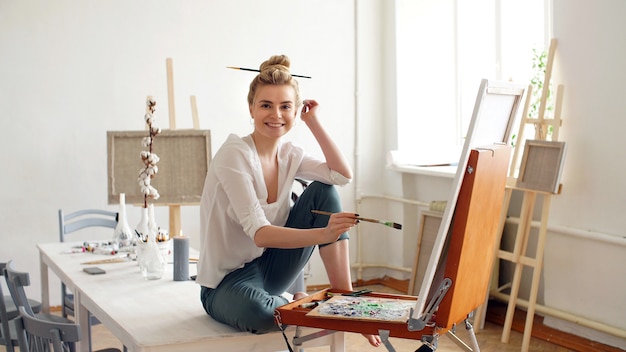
[293,292,308,300]
[363,333,382,347]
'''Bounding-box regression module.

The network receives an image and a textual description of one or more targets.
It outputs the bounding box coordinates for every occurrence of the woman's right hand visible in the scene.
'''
[322,212,358,242]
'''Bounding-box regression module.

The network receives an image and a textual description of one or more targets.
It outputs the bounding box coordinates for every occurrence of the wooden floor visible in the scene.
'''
[7,283,622,352]
[89,319,570,352]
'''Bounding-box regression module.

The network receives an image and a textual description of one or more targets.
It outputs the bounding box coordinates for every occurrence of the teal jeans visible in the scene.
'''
[200,181,349,333]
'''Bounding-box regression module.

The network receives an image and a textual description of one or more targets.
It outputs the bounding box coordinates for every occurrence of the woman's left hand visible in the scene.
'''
[300,99,319,125]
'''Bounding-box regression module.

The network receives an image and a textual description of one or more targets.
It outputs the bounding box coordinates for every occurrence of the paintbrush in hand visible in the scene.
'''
[311,210,402,230]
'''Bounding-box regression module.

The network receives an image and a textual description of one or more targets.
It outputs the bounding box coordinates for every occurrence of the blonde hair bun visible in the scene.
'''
[247,54,301,106]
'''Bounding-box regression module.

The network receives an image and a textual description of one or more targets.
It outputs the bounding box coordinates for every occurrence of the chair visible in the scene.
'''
[58,209,118,321]
[0,264,19,352]
[1,263,42,317]
[4,261,75,325]
[13,306,121,352]
[2,263,42,324]
[59,209,118,350]
[4,261,79,351]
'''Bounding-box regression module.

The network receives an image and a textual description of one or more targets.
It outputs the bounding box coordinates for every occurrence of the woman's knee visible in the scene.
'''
[231,296,284,334]
[305,181,338,197]
[205,287,284,334]
[299,181,341,210]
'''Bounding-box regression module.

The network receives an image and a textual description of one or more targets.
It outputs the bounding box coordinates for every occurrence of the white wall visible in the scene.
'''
[485,0,626,347]
[543,0,626,346]
[0,0,363,304]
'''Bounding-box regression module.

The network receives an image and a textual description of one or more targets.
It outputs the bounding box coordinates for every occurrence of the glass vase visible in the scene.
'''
[147,203,158,235]
[135,206,149,266]
[139,232,166,280]
[135,206,149,239]
[112,193,134,249]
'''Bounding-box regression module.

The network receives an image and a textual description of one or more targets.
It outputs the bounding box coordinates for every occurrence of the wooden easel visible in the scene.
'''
[474,38,565,352]
[277,145,512,351]
[164,58,201,238]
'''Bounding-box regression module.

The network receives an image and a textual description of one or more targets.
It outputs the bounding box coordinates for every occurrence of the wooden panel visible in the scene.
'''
[436,145,511,329]
[107,129,211,205]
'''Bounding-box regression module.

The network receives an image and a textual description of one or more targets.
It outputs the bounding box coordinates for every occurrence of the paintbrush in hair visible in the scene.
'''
[311,210,402,230]
[226,66,312,79]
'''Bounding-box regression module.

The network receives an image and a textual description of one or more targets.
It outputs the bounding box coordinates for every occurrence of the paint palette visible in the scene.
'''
[307,295,415,323]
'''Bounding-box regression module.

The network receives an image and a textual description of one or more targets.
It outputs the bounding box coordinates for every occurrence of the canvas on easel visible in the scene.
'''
[411,79,526,321]
[107,129,211,206]
[276,79,526,350]
[516,139,566,194]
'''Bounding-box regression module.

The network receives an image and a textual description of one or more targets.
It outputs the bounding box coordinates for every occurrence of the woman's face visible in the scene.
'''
[249,84,298,141]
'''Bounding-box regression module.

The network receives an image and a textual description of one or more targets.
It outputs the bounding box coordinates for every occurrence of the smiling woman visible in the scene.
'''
[196,54,381,346]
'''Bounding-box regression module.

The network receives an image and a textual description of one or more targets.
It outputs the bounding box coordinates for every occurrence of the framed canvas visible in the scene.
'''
[516,139,566,193]
[411,79,526,319]
[107,129,211,205]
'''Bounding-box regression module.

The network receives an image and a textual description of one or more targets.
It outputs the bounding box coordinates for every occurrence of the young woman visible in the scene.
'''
[196,54,380,347]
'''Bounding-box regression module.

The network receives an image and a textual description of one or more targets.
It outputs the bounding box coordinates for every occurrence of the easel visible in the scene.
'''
[277,145,512,351]
[163,58,201,238]
[474,38,565,352]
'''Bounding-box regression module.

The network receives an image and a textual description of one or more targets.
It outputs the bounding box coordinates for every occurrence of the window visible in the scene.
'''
[395,0,551,163]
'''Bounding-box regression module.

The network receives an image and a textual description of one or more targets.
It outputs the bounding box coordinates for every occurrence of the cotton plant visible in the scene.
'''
[138,96,161,207]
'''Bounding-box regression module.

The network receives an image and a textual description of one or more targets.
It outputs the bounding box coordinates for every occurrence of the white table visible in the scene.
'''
[38,242,344,352]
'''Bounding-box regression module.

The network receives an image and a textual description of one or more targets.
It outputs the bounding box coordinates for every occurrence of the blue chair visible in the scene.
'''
[58,209,117,320]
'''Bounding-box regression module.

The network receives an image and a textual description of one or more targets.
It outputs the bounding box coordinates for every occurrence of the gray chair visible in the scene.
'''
[2,264,41,322]
[0,263,19,352]
[13,306,120,352]
[58,209,118,320]
[4,261,78,351]
[1,262,41,318]
[3,261,75,325]
[4,261,124,352]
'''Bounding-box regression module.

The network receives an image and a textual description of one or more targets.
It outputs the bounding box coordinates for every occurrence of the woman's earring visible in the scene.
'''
[249,117,254,125]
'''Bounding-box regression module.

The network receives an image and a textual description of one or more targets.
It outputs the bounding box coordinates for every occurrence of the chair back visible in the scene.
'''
[0,263,17,352]
[58,209,118,242]
[4,261,37,317]
[58,209,118,319]
[13,306,80,352]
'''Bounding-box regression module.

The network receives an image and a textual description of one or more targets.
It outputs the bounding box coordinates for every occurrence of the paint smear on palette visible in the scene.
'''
[307,296,416,322]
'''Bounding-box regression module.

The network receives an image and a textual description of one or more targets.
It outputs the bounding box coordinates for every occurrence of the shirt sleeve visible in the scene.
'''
[212,139,271,239]
[295,151,351,186]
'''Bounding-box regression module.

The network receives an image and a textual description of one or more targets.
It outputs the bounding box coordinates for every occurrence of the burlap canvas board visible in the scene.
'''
[107,129,211,205]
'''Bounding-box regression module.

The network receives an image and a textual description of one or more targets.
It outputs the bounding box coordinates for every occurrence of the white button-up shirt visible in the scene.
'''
[196,134,350,288]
